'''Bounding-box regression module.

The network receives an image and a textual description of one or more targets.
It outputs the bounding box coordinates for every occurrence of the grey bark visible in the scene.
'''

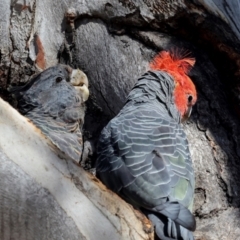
[1,0,240,239]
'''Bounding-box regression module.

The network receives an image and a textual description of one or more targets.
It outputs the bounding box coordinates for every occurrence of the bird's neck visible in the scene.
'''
[125,71,181,123]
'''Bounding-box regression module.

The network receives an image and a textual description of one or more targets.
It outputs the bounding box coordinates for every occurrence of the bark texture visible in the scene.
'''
[1,0,240,239]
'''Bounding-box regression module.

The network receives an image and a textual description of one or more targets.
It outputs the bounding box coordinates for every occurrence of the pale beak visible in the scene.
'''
[186,106,192,118]
[70,69,89,102]
[182,106,192,122]
[75,85,89,102]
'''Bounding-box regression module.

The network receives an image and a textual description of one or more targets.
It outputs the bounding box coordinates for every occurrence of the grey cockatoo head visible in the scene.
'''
[10,64,89,115]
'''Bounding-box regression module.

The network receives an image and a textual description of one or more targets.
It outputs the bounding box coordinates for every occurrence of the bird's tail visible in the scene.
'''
[143,201,196,240]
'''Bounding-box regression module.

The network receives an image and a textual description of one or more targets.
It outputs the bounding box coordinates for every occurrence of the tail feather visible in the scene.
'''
[146,212,195,240]
[142,201,195,240]
[152,201,196,231]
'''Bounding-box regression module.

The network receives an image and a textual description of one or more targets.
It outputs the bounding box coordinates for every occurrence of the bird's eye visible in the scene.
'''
[188,95,193,103]
[56,77,63,83]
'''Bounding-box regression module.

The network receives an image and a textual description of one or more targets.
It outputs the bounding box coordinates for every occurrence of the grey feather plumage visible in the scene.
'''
[96,71,195,240]
[10,65,85,162]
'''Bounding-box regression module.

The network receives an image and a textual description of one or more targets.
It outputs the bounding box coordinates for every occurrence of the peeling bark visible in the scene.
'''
[1,0,240,239]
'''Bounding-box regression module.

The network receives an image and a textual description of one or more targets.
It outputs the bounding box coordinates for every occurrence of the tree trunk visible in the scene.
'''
[1,0,240,239]
[0,98,153,239]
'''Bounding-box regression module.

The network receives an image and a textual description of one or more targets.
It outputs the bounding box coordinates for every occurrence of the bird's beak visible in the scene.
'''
[186,106,192,118]
[70,69,89,102]
[182,106,192,122]
[75,85,89,102]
